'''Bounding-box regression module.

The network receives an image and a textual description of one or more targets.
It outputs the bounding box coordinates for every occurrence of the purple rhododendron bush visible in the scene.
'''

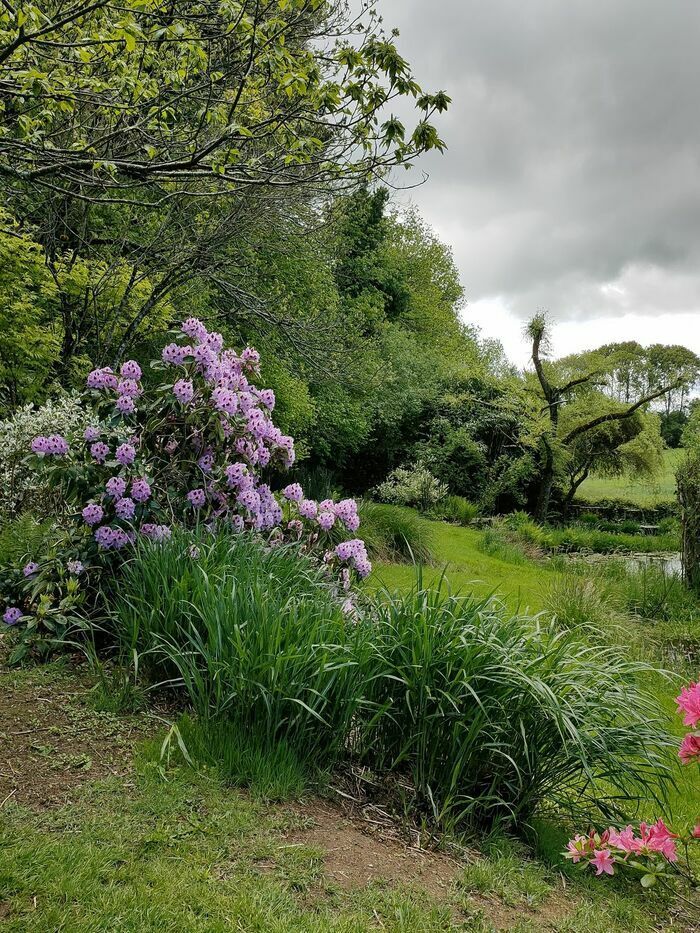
[566,679,700,896]
[0,319,370,661]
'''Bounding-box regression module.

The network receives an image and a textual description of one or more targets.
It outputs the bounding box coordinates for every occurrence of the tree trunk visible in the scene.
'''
[534,437,555,523]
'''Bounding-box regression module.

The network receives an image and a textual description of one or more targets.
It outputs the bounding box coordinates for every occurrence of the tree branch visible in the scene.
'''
[562,381,681,443]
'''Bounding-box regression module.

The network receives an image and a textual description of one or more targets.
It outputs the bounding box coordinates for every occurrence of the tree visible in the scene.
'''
[527,314,680,522]
[0,2,449,199]
[0,1,450,373]
[559,398,662,514]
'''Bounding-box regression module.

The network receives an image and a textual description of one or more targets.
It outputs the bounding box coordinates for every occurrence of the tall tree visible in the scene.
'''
[0,1,450,370]
[527,314,680,522]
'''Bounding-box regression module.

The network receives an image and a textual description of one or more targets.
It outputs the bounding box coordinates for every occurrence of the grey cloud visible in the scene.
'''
[374,0,700,323]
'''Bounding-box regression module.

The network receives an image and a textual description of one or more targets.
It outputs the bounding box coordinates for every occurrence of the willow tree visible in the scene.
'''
[527,314,679,523]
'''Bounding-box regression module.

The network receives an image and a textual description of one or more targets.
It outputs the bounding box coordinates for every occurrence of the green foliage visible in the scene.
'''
[0,514,52,569]
[0,215,60,410]
[0,393,88,520]
[434,494,479,525]
[176,715,308,801]
[476,528,529,565]
[356,501,433,563]
[358,579,675,830]
[116,531,366,769]
[544,574,618,635]
[374,463,448,511]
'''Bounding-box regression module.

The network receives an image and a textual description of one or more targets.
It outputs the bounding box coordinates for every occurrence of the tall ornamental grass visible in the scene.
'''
[356,501,433,563]
[116,530,368,769]
[116,536,674,831]
[357,580,675,830]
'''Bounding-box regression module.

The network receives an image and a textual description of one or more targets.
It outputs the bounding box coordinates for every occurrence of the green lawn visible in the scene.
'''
[577,448,684,505]
[368,521,561,615]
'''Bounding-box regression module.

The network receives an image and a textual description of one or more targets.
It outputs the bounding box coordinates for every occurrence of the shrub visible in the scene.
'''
[434,494,478,525]
[0,394,88,520]
[1,320,370,657]
[116,530,368,770]
[356,501,433,563]
[374,462,447,512]
[357,580,674,830]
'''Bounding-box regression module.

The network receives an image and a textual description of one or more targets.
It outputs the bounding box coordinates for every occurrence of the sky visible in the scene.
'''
[371,0,700,367]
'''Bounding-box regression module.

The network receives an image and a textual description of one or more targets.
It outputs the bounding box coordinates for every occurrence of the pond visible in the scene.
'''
[557,551,683,577]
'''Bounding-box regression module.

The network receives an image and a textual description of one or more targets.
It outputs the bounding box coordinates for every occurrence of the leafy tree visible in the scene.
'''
[527,314,679,522]
[559,398,663,514]
[0,214,59,410]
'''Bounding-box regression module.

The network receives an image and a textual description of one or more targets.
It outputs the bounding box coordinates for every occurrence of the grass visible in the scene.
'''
[577,448,684,505]
[360,578,674,831]
[0,735,671,933]
[357,500,433,563]
[117,531,366,770]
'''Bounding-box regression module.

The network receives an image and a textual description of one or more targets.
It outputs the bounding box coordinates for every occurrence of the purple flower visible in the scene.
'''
[48,434,69,455]
[90,441,110,463]
[94,526,132,550]
[67,560,84,576]
[162,342,192,365]
[225,463,247,487]
[31,436,49,454]
[3,607,22,625]
[33,435,69,456]
[204,331,224,353]
[355,557,372,578]
[187,488,206,509]
[173,379,194,405]
[116,395,136,415]
[230,515,245,532]
[117,378,141,398]
[23,562,39,578]
[241,346,260,368]
[238,488,261,513]
[115,497,136,520]
[140,523,172,542]
[131,478,151,502]
[82,503,104,526]
[282,483,304,502]
[164,438,178,454]
[86,367,118,390]
[115,443,136,466]
[211,386,237,415]
[198,453,214,474]
[84,426,100,442]
[259,388,275,411]
[120,360,142,380]
[298,499,318,520]
[106,476,127,499]
[317,511,335,531]
[181,317,208,342]
[188,545,201,560]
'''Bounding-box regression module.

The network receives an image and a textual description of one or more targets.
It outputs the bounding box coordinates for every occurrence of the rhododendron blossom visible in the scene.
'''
[679,733,700,764]
[7,319,369,643]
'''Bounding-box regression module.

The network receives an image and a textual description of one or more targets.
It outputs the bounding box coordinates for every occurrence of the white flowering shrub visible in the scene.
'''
[0,394,88,520]
[374,463,448,512]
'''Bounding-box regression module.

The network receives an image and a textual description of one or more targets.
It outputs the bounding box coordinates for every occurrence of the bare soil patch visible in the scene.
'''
[0,649,152,809]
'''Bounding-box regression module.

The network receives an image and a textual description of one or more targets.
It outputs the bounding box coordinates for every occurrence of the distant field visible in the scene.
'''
[576,447,684,505]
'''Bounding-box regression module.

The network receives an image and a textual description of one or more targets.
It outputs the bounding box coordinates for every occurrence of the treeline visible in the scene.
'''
[2,1,699,522]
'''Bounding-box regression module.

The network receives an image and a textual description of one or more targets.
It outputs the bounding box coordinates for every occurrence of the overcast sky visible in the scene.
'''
[374,0,700,367]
